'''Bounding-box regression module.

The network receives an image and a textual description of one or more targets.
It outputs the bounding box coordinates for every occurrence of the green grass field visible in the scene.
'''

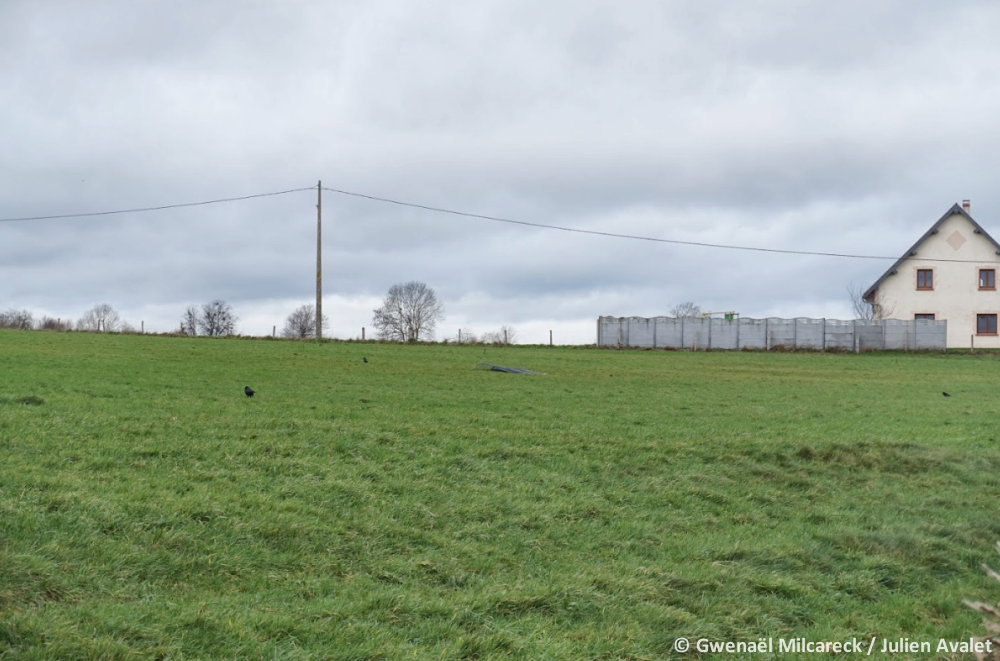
[2,330,1000,660]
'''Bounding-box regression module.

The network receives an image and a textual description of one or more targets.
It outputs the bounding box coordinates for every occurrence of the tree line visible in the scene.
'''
[0,304,133,332]
[0,281,522,343]
[0,301,243,335]
[0,300,245,336]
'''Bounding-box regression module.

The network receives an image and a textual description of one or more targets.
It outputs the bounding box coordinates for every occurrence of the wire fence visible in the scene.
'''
[597,316,947,351]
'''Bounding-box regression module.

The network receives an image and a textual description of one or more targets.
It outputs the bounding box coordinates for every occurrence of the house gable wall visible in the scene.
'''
[875,212,1000,348]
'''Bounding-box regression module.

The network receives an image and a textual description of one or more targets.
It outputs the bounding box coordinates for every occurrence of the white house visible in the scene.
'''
[864,201,1000,348]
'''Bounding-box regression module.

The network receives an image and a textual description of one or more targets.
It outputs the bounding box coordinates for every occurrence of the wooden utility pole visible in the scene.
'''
[316,180,323,340]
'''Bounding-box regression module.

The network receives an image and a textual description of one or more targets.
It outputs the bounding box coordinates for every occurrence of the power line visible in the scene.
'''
[0,187,314,223]
[322,186,911,262]
[2,182,993,264]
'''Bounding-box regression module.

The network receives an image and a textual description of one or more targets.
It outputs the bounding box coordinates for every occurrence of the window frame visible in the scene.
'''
[977,313,998,335]
[916,269,934,290]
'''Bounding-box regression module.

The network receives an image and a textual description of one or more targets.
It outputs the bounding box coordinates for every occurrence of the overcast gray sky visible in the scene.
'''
[4,1,1000,344]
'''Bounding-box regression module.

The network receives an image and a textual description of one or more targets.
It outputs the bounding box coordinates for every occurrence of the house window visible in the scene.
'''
[977,314,998,335]
[914,314,935,321]
[980,269,996,290]
[917,269,933,290]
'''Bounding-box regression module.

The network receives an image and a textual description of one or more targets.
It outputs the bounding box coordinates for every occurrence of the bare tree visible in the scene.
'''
[372,281,444,342]
[198,300,237,337]
[848,283,894,320]
[457,328,479,344]
[500,325,517,345]
[283,304,329,339]
[77,304,121,332]
[38,316,70,331]
[0,309,34,329]
[483,325,518,346]
[670,301,702,318]
[180,306,200,336]
[848,283,874,320]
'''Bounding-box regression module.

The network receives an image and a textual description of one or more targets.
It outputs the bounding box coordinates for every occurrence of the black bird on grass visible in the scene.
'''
[363,357,368,363]
[245,386,255,397]
[943,392,951,397]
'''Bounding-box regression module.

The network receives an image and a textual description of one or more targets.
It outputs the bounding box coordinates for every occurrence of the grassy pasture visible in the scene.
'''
[1,330,1000,660]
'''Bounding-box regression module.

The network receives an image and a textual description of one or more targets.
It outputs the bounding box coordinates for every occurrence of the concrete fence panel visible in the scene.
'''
[597,316,947,351]
[738,318,768,349]
[824,319,855,351]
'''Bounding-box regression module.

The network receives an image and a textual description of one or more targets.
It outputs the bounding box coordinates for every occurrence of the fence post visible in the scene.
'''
[854,319,859,353]
[707,318,712,351]
[793,318,798,349]
[550,329,553,346]
[765,318,770,351]
[882,320,887,350]
[736,317,741,349]
[822,319,826,351]
[363,327,366,341]
[681,317,685,350]
[653,317,658,348]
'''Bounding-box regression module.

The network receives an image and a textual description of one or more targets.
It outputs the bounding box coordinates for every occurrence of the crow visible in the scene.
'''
[245,386,255,397]
[942,392,951,397]
[363,357,368,363]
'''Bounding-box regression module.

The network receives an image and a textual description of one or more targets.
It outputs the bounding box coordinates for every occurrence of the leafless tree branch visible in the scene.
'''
[372,281,444,342]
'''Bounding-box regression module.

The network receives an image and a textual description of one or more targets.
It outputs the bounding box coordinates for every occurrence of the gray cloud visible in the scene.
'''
[3,0,1000,343]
